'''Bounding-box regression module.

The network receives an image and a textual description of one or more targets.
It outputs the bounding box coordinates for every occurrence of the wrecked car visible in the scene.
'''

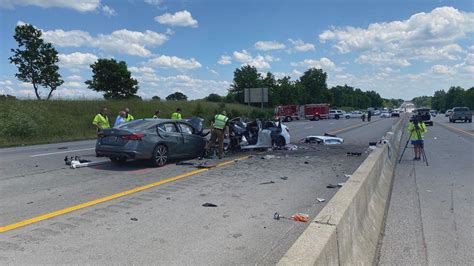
[299,135,344,145]
[96,118,206,167]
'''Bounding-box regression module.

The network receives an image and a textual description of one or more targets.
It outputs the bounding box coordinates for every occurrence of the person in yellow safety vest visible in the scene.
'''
[92,107,110,133]
[407,115,427,161]
[171,108,182,119]
[153,110,160,119]
[124,107,134,122]
[206,111,229,159]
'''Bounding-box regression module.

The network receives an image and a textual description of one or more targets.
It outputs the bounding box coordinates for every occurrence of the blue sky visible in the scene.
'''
[0,0,473,100]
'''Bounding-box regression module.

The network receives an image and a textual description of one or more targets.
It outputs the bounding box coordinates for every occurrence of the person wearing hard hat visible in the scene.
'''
[124,107,134,122]
[92,107,110,133]
[207,110,229,159]
[171,108,182,120]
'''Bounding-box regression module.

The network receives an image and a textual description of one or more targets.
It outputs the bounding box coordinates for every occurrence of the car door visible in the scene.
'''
[157,122,184,158]
[177,122,203,157]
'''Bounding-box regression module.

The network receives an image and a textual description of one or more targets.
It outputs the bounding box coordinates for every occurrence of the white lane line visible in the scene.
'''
[30,148,95,157]
[304,126,313,129]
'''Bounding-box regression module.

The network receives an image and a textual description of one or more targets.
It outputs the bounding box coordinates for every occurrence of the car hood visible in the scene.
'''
[186,117,204,134]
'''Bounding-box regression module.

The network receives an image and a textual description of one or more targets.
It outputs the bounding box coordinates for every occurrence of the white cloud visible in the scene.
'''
[254,41,286,51]
[63,81,82,88]
[0,0,100,12]
[319,7,474,66]
[101,5,116,17]
[132,72,231,99]
[129,66,156,73]
[43,28,168,57]
[218,55,232,65]
[288,39,315,52]
[58,52,98,69]
[232,50,272,69]
[431,64,452,74]
[155,10,198,28]
[144,55,202,70]
[290,57,337,71]
[67,75,83,81]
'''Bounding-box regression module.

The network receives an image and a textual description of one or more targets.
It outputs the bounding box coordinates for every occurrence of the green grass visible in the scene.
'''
[0,99,272,147]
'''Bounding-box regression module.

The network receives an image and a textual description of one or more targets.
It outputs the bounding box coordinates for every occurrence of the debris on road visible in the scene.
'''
[338,182,345,187]
[344,174,352,178]
[195,162,216,169]
[326,183,344,188]
[202,203,218,207]
[347,152,362,156]
[176,161,195,166]
[259,181,275,185]
[299,135,344,145]
[284,144,298,151]
[273,212,310,222]
[280,176,288,180]
[261,155,276,160]
[130,217,138,221]
[316,198,326,202]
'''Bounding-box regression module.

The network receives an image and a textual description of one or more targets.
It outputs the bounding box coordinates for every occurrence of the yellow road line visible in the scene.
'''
[0,156,250,233]
[328,118,382,135]
[434,121,474,137]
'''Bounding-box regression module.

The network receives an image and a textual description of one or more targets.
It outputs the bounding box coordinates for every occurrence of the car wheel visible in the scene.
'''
[469,119,472,123]
[288,116,293,122]
[335,115,340,120]
[346,115,350,119]
[152,144,168,167]
[275,136,286,147]
[314,116,320,121]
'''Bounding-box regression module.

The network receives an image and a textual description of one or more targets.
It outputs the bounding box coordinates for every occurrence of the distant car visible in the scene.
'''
[380,111,391,118]
[430,110,437,117]
[445,109,453,117]
[373,110,381,116]
[329,109,345,119]
[413,108,433,126]
[96,118,206,167]
[449,107,472,123]
[391,110,400,117]
[345,111,363,119]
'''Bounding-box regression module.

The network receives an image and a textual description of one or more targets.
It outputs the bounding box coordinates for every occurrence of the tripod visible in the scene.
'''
[398,124,428,166]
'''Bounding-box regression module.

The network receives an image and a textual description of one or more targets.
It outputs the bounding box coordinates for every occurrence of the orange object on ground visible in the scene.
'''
[291,213,310,222]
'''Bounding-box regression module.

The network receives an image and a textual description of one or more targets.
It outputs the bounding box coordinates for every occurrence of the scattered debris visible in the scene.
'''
[259,181,275,185]
[195,162,216,169]
[261,155,276,160]
[299,136,344,145]
[176,161,195,166]
[26,201,34,204]
[166,197,171,200]
[338,182,345,187]
[304,161,309,164]
[344,174,352,178]
[326,183,344,188]
[347,152,362,156]
[130,217,138,221]
[316,198,326,202]
[202,203,218,207]
[57,146,68,150]
[280,177,288,180]
[274,212,310,222]
[284,144,298,151]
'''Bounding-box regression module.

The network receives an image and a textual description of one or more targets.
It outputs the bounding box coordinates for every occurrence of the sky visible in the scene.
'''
[0,0,473,100]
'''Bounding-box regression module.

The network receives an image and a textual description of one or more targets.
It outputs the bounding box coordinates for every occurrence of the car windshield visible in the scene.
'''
[118,120,158,131]
[455,107,469,111]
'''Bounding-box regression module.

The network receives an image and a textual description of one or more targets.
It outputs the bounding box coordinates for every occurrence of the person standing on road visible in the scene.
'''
[361,112,366,122]
[124,108,134,122]
[92,107,110,132]
[206,111,229,159]
[114,111,126,127]
[367,110,372,122]
[407,116,427,161]
[153,110,160,119]
[171,108,182,119]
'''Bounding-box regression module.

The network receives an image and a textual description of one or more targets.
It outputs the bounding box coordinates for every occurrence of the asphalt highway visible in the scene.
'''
[378,116,474,264]
[0,116,397,264]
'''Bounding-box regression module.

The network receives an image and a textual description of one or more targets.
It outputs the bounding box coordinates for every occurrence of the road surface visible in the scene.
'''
[0,117,396,264]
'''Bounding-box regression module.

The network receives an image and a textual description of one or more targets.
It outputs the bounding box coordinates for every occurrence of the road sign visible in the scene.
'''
[244,88,268,108]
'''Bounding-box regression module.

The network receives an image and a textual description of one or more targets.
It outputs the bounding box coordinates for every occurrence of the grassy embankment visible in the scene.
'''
[0,99,271,147]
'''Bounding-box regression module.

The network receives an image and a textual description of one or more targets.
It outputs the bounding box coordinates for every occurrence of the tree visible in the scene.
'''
[445,86,465,109]
[166,91,188,101]
[152,95,161,101]
[205,93,222,102]
[85,59,139,99]
[432,90,446,111]
[299,68,328,104]
[9,24,63,100]
[228,65,262,104]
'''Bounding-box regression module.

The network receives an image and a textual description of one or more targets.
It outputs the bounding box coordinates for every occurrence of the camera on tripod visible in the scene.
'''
[410,115,423,128]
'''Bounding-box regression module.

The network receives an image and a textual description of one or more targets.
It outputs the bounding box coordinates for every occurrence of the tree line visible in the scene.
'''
[412,86,474,112]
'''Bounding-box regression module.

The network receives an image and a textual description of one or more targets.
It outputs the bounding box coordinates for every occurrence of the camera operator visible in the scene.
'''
[407,115,427,161]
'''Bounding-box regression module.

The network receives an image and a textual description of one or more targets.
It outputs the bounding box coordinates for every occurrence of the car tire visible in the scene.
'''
[152,144,168,167]
[346,115,350,119]
[335,115,340,120]
[275,136,286,147]
[469,119,472,123]
[314,116,320,121]
[287,116,293,122]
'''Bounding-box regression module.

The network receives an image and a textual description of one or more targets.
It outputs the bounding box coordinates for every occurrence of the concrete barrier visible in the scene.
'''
[279,117,405,265]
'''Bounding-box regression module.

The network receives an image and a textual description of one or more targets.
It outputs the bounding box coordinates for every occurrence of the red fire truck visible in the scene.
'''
[274,105,300,122]
[303,103,330,120]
